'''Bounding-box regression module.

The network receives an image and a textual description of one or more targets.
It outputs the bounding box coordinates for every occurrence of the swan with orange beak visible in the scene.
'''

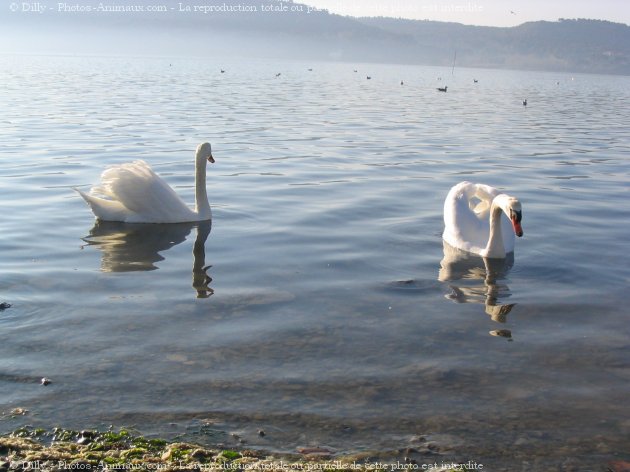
[443,182,524,259]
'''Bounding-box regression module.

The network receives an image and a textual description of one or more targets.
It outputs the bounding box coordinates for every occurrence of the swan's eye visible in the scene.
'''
[511,210,522,223]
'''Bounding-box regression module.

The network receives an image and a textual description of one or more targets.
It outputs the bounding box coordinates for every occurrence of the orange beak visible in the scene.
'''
[511,217,523,237]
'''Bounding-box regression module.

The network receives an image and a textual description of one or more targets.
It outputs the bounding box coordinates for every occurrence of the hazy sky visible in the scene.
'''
[302,0,630,27]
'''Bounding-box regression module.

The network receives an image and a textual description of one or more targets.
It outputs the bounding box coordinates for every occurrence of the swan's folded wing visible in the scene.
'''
[472,183,500,204]
[92,161,193,222]
[76,189,130,222]
[444,187,489,253]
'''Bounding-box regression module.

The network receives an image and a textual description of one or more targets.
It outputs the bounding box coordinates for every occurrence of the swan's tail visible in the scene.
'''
[74,188,128,222]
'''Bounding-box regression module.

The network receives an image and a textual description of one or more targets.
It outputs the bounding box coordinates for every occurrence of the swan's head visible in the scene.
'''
[197,142,215,164]
[501,195,523,238]
[496,194,523,238]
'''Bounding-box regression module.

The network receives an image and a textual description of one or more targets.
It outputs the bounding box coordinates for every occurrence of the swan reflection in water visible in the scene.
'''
[82,220,213,298]
[439,241,516,333]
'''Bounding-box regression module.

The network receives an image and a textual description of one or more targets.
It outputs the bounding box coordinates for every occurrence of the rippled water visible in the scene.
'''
[1,55,629,470]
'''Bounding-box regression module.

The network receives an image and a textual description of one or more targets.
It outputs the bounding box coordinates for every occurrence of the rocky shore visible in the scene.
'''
[3,426,629,472]
[0,428,478,472]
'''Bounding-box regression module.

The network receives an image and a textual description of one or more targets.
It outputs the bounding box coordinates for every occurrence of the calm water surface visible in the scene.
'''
[1,56,629,470]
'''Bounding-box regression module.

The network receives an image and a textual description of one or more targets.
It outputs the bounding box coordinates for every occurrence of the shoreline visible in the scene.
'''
[2,426,629,472]
[0,427,482,472]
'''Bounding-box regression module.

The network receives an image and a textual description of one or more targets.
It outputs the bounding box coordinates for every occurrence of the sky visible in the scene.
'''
[301,0,630,27]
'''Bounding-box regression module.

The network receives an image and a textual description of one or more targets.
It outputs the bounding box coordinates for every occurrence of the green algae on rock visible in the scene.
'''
[0,426,486,472]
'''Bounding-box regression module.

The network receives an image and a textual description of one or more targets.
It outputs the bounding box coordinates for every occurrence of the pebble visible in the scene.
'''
[297,447,332,455]
[190,449,212,461]
[77,431,95,445]
[489,329,512,339]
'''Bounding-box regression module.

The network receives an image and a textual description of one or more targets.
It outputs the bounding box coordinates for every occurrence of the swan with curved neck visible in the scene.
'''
[443,181,523,258]
[76,143,214,224]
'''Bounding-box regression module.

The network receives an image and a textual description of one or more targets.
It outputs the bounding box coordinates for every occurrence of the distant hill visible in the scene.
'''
[2,0,628,75]
[359,17,630,75]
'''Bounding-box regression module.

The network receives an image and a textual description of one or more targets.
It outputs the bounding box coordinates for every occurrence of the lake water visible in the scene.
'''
[1,55,629,471]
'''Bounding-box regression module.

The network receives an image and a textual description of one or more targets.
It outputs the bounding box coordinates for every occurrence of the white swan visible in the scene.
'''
[443,181,523,258]
[76,143,214,223]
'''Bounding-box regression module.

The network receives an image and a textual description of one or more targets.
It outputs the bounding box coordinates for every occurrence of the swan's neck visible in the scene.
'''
[194,157,211,219]
[484,198,507,258]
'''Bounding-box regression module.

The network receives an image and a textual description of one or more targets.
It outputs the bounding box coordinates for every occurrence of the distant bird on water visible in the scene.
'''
[275,73,281,78]
[437,86,448,92]
[473,79,478,83]
[523,99,527,106]
[220,69,225,73]
[401,80,404,85]
[353,69,358,73]
[366,76,372,80]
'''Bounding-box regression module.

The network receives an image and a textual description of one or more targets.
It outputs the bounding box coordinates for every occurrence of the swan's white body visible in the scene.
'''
[443,181,523,258]
[77,143,214,224]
